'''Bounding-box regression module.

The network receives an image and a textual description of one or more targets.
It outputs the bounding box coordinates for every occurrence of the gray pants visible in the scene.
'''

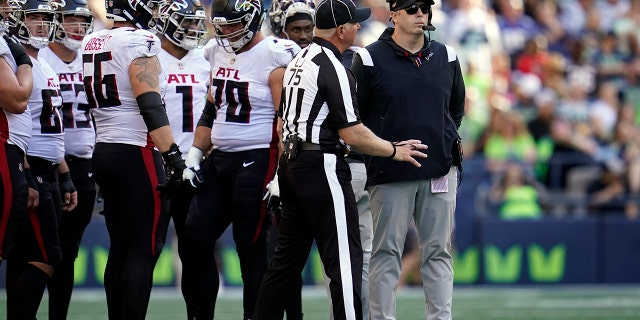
[368,167,457,320]
[327,161,373,320]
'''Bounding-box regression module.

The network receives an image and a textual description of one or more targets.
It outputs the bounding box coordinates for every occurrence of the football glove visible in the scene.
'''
[59,171,78,210]
[157,143,186,198]
[182,146,204,188]
[263,173,280,200]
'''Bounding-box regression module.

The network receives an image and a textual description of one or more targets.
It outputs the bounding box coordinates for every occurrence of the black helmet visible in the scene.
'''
[8,0,57,49]
[210,0,264,52]
[53,0,94,49]
[156,0,208,50]
[105,0,160,30]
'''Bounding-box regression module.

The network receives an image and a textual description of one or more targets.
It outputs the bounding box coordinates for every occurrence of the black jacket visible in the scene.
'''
[351,28,465,186]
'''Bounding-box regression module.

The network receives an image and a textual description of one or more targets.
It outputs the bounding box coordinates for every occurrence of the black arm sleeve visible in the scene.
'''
[449,58,466,129]
[197,99,216,128]
[137,92,169,131]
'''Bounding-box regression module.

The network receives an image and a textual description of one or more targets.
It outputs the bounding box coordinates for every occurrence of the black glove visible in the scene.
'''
[24,168,38,191]
[157,143,186,198]
[3,34,32,68]
[59,171,76,195]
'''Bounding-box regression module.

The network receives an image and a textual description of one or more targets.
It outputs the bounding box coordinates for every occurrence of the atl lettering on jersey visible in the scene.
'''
[167,74,201,84]
[214,67,240,81]
[58,72,83,82]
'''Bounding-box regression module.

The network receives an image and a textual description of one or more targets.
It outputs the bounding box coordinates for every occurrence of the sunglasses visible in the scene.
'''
[404,3,430,15]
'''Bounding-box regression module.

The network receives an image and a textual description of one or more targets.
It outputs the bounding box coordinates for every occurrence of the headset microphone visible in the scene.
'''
[422,25,435,31]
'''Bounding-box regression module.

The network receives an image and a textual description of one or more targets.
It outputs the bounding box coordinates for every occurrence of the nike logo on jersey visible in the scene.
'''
[242,161,255,168]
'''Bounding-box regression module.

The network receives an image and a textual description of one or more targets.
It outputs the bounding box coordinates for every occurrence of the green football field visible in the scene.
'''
[2,285,640,319]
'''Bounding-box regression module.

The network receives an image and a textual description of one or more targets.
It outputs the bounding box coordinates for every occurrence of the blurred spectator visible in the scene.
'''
[591,31,629,88]
[565,38,597,95]
[495,0,540,58]
[356,0,391,46]
[446,0,502,77]
[559,0,598,38]
[513,36,548,79]
[539,52,567,95]
[596,0,631,32]
[586,161,627,214]
[527,88,556,182]
[483,109,537,174]
[488,161,546,220]
[530,0,565,53]
[589,82,621,141]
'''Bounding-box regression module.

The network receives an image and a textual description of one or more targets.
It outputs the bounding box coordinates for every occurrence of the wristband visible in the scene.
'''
[388,142,396,159]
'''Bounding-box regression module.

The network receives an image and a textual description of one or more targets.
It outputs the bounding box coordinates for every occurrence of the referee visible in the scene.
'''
[253,0,428,319]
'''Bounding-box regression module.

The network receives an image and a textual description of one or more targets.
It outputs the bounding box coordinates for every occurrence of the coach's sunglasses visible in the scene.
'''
[404,3,430,14]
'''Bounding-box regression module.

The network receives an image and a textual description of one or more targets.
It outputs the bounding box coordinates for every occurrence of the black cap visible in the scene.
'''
[388,0,434,11]
[315,0,371,29]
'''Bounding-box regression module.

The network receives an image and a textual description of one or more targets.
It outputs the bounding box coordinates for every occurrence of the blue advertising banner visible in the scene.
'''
[478,218,599,284]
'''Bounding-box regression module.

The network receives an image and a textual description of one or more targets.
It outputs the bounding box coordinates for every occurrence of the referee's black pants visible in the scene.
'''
[254,151,363,320]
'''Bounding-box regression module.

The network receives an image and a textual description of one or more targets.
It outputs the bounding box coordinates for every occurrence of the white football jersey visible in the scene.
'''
[205,36,300,152]
[82,27,166,147]
[26,56,64,163]
[40,47,95,159]
[159,47,210,157]
[0,37,31,153]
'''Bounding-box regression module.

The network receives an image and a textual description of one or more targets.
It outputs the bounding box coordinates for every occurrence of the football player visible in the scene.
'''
[0,0,33,271]
[154,0,213,317]
[38,0,96,317]
[268,0,315,48]
[4,0,79,318]
[181,0,300,317]
[81,0,185,317]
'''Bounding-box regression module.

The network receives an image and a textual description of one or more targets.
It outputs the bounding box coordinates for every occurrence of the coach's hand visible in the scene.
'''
[391,140,428,168]
[182,146,204,188]
[158,143,186,198]
[59,171,78,211]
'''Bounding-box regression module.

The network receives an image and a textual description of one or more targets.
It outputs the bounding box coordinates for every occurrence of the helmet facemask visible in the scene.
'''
[210,0,264,53]
[56,11,94,50]
[10,2,57,49]
[0,0,23,33]
[157,0,208,50]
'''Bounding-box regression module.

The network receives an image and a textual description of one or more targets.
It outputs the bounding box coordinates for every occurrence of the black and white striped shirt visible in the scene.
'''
[280,37,360,145]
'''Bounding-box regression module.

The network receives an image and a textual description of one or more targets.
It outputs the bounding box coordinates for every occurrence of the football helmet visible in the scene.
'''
[8,0,57,49]
[156,0,207,50]
[268,0,314,38]
[210,0,264,53]
[105,0,160,30]
[53,0,94,50]
[0,0,23,33]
